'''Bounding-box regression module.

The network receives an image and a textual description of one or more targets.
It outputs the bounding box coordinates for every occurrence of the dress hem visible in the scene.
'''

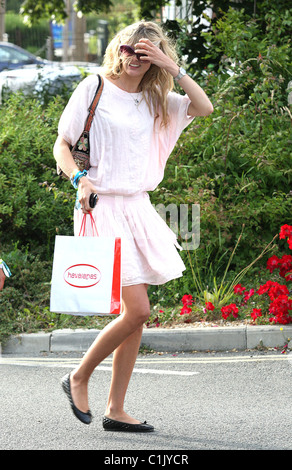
[122,271,185,287]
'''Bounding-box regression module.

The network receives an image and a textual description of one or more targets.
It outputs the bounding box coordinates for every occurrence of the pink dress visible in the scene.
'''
[58,74,194,286]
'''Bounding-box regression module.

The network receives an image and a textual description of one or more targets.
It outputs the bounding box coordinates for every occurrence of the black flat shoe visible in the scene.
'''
[61,373,92,425]
[102,416,154,432]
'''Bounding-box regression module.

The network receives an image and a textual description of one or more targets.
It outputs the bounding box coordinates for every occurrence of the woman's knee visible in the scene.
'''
[122,284,150,327]
[124,305,150,328]
[136,305,151,325]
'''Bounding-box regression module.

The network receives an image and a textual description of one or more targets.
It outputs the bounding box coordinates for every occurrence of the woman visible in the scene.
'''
[54,20,213,432]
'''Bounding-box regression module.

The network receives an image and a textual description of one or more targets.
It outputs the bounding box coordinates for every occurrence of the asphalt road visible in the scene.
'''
[0,351,291,453]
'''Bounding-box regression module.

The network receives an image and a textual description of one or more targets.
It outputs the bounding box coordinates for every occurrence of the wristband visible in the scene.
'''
[70,170,88,189]
[0,259,12,278]
[70,168,79,180]
[174,66,187,82]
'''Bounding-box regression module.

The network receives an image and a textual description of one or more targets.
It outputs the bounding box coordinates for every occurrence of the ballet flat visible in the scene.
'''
[61,373,92,425]
[102,415,154,432]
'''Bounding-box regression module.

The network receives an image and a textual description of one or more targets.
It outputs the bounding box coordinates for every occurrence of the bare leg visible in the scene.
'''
[104,329,145,423]
[104,284,149,423]
[69,284,150,416]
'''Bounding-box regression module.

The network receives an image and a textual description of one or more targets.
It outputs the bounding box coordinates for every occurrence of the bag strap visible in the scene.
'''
[79,212,99,237]
[84,74,104,133]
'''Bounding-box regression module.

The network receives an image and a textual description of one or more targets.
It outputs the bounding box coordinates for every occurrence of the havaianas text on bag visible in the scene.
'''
[64,264,101,288]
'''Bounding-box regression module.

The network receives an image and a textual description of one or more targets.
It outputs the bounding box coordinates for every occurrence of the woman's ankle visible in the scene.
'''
[104,408,141,424]
[70,369,89,386]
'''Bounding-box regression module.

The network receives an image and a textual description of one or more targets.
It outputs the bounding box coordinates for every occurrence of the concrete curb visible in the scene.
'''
[1,325,292,354]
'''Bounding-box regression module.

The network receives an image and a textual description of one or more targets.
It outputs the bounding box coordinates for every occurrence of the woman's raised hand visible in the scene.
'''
[134,38,179,76]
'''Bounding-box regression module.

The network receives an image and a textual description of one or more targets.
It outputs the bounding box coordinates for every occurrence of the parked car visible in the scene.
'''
[0,43,101,103]
[0,42,48,72]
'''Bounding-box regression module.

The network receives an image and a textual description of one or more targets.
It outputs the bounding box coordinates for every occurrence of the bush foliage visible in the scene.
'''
[0,94,75,252]
[0,6,291,339]
[151,8,292,299]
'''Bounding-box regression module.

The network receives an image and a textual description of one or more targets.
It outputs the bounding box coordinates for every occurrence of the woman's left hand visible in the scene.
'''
[134,38,178,76]
[78,176,98,214]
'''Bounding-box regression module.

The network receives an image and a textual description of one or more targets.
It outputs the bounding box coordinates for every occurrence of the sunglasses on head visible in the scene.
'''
[119,44,148,61]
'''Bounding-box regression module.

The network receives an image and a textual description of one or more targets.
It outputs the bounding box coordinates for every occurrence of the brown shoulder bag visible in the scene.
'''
[57,74,104,178]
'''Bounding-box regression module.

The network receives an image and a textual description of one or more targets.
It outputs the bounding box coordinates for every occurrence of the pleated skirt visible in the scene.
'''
[74,192,185,286]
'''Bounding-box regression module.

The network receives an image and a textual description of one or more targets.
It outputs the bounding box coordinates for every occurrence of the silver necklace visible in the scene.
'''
[131,92,142,106]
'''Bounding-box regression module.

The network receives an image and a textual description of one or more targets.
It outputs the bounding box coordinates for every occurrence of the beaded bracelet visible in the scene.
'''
[0,259,12,278]
[70,169,88,189]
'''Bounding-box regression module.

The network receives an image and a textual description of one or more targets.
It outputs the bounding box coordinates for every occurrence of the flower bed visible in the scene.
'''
[179,225,292,326]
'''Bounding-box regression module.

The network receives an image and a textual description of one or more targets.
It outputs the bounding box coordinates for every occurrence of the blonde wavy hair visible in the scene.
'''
[102,21,179,127]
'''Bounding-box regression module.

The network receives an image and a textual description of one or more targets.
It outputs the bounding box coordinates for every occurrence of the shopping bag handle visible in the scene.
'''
[79,212,99,237]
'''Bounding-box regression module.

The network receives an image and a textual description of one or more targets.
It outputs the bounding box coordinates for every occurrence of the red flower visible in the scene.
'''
[258,280,289,301]
[269,312,292,325]
[269,295,287,313]
[278,254,292,269]
[221,303,239,320]
[181,294,193,306]
[278,254,292,280]
[243,288,255,302]
[205,302,215,311]
[279,224,292,239]
[257,280,275,295]
[251,308,262,321]
[268,295,292,324]
[180,305,192,315]
[268,283,289,301]
[234,284,246,294]
[279,225,292,250]
[266,255,280,273]
[283,271,292,282]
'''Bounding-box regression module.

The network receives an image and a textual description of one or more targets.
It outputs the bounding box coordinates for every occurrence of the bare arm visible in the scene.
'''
[53,135,97,213]
[170,73,214,117]
[135,38,214,117]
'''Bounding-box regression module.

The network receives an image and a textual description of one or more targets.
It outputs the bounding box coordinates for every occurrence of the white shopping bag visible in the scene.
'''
[50,214,121,316]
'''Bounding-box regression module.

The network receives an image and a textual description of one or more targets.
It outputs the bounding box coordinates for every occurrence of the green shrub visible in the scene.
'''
[150,7,292,303]
[0,93,75,255]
